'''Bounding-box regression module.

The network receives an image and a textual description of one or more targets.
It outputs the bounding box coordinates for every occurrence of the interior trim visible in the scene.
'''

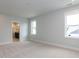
[31,39,79,52]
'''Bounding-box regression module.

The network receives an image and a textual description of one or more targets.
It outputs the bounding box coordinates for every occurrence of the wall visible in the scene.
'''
[0,15,28,44]
[30,4,79,49]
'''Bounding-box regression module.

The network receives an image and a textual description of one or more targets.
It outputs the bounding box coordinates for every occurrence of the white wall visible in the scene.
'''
[0,15,28,44]
[30,5,79,49]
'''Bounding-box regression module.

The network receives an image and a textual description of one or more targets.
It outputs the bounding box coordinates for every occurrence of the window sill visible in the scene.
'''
[65,34,79,39]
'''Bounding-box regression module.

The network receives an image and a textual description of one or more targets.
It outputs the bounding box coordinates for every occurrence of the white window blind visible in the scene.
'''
[31,20,36,35]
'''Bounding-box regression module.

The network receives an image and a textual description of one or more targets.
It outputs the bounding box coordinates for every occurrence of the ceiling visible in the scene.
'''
[0,0,79,18]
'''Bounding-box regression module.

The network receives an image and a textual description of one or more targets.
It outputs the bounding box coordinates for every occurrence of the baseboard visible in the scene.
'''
[0,42,12,45]
[31,39,79,51]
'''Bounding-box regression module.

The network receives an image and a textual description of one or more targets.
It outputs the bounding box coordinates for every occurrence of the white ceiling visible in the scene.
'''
[0,0,79,18]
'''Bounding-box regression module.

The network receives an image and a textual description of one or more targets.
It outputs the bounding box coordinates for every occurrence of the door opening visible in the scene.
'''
[12,22,20,42]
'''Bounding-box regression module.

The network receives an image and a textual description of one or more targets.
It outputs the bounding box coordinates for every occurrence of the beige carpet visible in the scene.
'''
[0,41,79,58]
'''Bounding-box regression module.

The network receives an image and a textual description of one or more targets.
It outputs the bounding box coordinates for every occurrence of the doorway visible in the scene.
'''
[12,22,20,42]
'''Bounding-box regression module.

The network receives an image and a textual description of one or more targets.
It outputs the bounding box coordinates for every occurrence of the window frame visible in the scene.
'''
[31,20,36,35]
[65,14,79,38]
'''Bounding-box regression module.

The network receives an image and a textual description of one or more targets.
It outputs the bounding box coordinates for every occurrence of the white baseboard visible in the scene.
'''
[0,42,12,45]
[31,39,79,51]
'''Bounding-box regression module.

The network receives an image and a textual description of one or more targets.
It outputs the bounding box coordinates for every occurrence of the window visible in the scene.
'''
[31,20,36,35]
[65,14,79,38]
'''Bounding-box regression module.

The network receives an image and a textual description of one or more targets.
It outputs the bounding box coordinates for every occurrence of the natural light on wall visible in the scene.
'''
[65,14,79,38]
[31,20,36,35]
